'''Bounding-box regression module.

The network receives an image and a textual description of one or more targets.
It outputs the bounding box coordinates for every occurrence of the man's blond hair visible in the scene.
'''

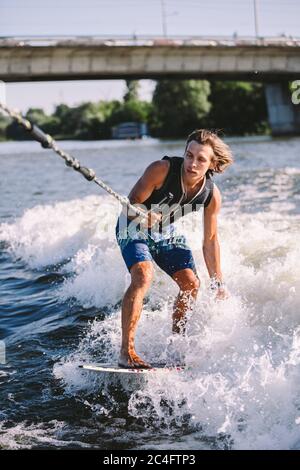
[185,129,233,174]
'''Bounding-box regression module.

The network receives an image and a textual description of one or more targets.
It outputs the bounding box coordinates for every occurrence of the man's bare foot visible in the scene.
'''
[118,350,152,369]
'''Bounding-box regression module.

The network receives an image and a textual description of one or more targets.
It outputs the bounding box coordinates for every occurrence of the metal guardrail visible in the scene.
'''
[1,34,300,40]
[0,34,300,48]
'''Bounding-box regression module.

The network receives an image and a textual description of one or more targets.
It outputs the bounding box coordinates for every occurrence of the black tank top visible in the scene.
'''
[143,156,214,228]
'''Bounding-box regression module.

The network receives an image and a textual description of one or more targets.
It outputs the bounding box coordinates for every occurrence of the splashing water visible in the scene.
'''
[1,138,300,449]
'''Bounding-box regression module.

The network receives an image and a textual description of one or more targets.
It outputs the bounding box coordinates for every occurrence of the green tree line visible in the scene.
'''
[0,79,270,141]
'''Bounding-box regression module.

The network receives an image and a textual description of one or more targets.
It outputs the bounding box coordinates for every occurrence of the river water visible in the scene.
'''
[0,136,299,450]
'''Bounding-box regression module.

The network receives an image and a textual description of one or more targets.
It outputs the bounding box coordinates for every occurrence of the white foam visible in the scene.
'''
[2,193,300,449]
[0,420,91,449]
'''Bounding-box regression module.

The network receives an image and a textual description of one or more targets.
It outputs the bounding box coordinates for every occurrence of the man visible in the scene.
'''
[115,129,233,368]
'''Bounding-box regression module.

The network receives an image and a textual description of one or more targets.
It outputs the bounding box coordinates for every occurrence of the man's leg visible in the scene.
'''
[153,241,200,334]
[119,260,154,368]
[171,269,200,334]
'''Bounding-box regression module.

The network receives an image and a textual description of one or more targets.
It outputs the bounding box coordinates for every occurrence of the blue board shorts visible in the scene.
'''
[115,216,197,277]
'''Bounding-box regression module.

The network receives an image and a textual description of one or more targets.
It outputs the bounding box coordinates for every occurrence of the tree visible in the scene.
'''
[53,101,120,139]
[207,81,269,135]
[123,80,140,102]
[107,100,152,129]
[25,108,60,137]
[26,108,48,126]
[150,80,211,138]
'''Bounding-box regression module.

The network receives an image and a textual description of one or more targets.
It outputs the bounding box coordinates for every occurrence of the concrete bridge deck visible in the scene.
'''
[1,36,300,82]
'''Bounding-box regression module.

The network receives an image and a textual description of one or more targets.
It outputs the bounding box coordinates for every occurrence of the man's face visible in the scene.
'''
[183,141,214,180]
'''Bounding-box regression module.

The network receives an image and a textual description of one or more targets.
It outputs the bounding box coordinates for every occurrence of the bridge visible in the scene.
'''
[1,35,300,135]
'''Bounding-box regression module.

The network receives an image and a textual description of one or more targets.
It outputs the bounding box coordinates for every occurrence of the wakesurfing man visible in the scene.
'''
[115,129,234,368]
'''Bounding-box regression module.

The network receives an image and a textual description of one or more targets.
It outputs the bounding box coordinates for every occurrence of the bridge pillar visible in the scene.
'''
[265,82,300,136]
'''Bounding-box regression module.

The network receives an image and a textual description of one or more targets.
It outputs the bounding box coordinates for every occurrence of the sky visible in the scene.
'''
[1,0,299,114]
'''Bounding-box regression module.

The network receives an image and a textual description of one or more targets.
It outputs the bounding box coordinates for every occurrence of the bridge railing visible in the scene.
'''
[1,34,300,48]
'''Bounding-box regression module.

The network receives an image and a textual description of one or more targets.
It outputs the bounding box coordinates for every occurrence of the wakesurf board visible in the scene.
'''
[79,363,185,374]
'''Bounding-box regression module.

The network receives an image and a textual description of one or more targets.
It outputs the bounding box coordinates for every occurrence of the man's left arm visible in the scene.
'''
[202,184,229,300]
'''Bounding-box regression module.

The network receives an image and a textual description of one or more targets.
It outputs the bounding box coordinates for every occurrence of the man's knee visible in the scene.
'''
[130,261,154,289]
[173,269,200,293]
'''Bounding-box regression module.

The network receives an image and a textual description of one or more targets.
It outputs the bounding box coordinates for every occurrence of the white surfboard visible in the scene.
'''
[79,363,185,374]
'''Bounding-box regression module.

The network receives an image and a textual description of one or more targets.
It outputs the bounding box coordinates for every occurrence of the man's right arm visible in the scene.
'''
[126,160,170,224]
[128,160,170,205]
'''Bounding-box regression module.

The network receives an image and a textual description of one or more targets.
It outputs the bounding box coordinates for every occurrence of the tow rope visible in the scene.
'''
[0,101,149,220]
